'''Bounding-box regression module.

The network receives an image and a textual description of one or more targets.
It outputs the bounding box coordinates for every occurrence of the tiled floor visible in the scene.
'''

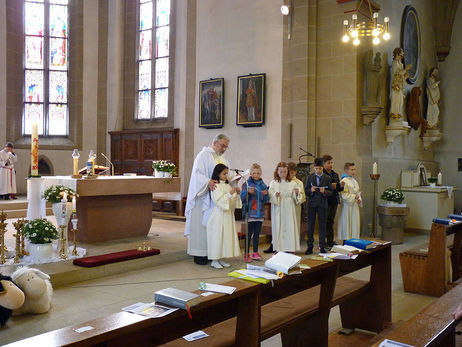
[1,216,439,346]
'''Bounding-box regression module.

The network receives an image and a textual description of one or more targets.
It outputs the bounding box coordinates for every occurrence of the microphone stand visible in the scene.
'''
[101,153,114,176]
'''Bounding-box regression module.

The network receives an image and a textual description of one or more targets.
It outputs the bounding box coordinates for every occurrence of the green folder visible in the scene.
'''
[227,270,270,284]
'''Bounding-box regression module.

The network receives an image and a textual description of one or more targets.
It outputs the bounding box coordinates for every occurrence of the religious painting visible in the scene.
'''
[236,73,265,127]
[199,78,224,128]
[401,6,420,84]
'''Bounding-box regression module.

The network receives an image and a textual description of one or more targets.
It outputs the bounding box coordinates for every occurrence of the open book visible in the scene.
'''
[265,252,301,275]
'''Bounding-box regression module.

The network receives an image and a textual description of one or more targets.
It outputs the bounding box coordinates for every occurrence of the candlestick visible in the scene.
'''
[71,215,78,256]
[72,196,76,212]
[31,122,39,176]
[438,172,442,186]
[20,219,29,256]
[370,174,380,237]
[372,162,378,175]
[0,211,7,264]
[12,220,23,263]
[72,149,82,178]
[58,225,67,259]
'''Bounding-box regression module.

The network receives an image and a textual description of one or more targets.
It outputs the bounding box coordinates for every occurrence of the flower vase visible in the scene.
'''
[28,243,53,262]
[429,182,436,188]
[52,202,73,254]
[154,170,163,178]
[165,172,172,178]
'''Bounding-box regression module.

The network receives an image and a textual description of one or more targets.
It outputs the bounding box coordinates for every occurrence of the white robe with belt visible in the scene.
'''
[185,147,229,257]
[338,176,361,240]
[0,150,17,195]
[292,177,306,231]
[206,181,241,260]
[269,179,300,252]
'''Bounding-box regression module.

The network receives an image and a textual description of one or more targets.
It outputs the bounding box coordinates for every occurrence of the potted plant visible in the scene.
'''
[23,218,59,261]
[152,160,176,178]
[380,187,405,207]
[428,177,438,188]
[42,185,78,226]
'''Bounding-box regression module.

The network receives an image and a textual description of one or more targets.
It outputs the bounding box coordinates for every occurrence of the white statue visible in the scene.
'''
[365,50,382,106]
[390,48,411,120]
[426,67,440,128]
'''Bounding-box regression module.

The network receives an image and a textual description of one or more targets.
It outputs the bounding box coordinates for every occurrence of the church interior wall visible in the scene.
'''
[437,3,462,212]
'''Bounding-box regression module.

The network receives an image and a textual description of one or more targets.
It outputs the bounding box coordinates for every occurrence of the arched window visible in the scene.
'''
[24,0,69,136]
[136,0,170,120]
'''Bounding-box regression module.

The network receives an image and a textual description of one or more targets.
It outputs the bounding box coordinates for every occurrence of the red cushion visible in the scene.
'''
[73,249,160,267]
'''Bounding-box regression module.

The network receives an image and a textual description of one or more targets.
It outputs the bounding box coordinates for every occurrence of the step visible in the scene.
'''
[1,207,53,219]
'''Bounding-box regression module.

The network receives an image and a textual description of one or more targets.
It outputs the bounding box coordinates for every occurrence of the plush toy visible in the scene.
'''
[0,274,25,327]
[11,267,53,315]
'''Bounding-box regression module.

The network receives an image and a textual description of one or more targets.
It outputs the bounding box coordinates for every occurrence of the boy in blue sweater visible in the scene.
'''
[241,163,269,262]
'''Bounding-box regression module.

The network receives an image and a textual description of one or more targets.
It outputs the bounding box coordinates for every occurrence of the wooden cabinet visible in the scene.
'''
[109,128,179,175]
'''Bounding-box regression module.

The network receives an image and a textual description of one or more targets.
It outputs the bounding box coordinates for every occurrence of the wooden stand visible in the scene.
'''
[370,174,380,237]
[378,205,409,244]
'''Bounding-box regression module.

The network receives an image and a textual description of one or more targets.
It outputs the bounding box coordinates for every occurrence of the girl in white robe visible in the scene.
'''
[269,162,300,253]
[288,162,306,233]
[207,164,242,269]
[338,163,361,240]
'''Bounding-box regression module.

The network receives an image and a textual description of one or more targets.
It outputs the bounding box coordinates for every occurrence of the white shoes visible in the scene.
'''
[219,260,230,268]
[211,260,223,269]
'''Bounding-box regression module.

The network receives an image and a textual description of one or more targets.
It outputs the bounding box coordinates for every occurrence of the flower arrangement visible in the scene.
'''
[381,188,405,204]
[152,160,176,174]
[428,177,438,184]
[42,185,78,204]
[23,219,58,244]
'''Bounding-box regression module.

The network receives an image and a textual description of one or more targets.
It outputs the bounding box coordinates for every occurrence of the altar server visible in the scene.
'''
[185,134,231,265]
[269,162,300,253]
[288,162,306,233]
[338,162,361,240]
[0,143,17,200]
[207,164,241,268]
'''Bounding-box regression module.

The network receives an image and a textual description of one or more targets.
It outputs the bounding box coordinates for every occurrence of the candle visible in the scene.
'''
[72,149,80,176]
[61,192,67,221]
[438,172,442,185]
[63,192,67,202]
[31,122,39,176]
[372,162,378,175]
[72,196,76,212]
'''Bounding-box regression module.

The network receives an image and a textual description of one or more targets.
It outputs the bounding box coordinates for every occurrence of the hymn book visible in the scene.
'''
[265,252,301,275]
[154,288,201,310]
[331,245,362,255]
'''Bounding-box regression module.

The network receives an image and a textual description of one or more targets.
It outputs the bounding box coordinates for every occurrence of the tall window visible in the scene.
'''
[24,0,69,136]
[136,0,170,120]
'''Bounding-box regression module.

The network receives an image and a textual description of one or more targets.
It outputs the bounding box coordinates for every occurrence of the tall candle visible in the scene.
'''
[438,172,442,185]
[61,192,67,221]
[72,196,76,212]
[31,122,39,176]
[73,157,78,175]
[372,162,378,175]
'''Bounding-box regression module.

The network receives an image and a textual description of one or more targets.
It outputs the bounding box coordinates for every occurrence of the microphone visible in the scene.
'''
[100,153,114,176]
[299,147,314,157]
[231,168,245,173]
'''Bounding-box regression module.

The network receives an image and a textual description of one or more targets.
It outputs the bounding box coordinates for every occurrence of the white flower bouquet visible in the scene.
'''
[23,218,59,244]
[42,185,78,204]
[152,160,176,174]
[381,188,405,204]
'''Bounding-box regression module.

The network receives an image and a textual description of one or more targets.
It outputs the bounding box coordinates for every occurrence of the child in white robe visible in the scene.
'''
[207,163,242,269]
[288,162,306,234]
[338,162,361,240]
[269,162,300,253]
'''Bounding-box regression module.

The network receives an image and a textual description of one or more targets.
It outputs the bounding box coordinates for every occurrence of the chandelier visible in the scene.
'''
[341,0,390,46]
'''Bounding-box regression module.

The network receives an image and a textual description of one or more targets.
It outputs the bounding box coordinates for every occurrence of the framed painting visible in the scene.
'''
[401,6,420,84]
[199,78,224,128]
[236,73,265,127]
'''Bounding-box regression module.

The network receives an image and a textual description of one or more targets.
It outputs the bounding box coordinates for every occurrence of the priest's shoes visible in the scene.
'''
[193,256,208,265]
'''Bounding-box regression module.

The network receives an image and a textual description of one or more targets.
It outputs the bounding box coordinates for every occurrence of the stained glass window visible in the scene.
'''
[24,0,69,136]
[136,0,170,120]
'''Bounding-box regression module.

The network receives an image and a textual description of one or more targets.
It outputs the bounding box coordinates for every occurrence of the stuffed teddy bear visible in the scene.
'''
[0,274,25,327]
[11,267,53,315]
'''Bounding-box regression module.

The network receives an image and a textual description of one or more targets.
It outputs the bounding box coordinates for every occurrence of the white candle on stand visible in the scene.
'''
[61,192,67,222]
[31,122,39,176]
[438,172,442,185]
[372,162,378,175]
[72,196,76,212]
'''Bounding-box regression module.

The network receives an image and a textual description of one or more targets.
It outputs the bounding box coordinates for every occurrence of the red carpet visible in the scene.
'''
[73,248,160,268]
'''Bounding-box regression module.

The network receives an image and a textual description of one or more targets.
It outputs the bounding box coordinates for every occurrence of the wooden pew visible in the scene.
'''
[5,259,338,347]
[372,278,462,347]
[400,221,462,297]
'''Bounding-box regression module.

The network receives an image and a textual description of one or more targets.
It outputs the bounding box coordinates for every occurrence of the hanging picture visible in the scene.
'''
[401,6,420,84]
[199,78,224,128]
[236,73,265,127]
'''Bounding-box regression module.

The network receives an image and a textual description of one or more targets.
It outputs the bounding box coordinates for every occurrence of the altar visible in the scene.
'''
[27,176,180,243]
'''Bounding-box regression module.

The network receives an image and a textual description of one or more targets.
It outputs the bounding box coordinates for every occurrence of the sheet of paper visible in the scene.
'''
[379,339,414,347]
[199,283,236,294]
[183,330,209,342]
[201,291,215,297]
[236,269,260,278]
[319,252,358,260]
[74,326,94,333]
[244,269,280,280]
[122,302,178,318]
[246,264,277,274]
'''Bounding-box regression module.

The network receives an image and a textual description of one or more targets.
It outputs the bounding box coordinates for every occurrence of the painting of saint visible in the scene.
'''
[199,78,224,128]
[237,74,265,127]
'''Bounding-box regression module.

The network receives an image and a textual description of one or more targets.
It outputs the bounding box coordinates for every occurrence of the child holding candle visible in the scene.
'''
[269,162,300,253]
[206,164,242,269]
[338,162,361,240]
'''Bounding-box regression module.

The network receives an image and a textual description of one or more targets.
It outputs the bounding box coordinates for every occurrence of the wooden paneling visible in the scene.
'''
[110,128,179,175]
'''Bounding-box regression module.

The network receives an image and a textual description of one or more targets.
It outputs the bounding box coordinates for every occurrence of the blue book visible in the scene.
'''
[343,238,374,250]
[449,214,462,221]
[433,218,452,225]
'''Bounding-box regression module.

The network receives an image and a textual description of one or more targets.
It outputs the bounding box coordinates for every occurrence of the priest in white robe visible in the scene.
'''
[185,134,230,265]
[0,143,17,200]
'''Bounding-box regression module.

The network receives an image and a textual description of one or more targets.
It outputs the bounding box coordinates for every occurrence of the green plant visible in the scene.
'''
[152,160,176,174]
[428,177,438,184]
[381,188,405,204]
[42,185,78,203]
[23,219,58,244]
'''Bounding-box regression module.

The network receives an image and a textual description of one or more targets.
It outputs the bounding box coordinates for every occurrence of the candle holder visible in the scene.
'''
[0,211,7,264]
[137,242,151,252]
[370,174,380,237]
[71,215,78,256]
[12,219,24,263]
[58,225,68,259]
[20,219,29,256]
[72,149,82,178]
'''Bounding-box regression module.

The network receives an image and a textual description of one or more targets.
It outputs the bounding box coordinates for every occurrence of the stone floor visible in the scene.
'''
[0,214,441,346]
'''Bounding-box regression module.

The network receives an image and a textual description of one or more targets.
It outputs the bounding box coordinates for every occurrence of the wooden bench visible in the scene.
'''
[373,278,462,347]
[164,241,392,346]
[6,259,339,347]
[400,221,462,297]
